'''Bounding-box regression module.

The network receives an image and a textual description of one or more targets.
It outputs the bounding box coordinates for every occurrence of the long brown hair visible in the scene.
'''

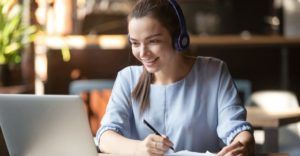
[129,0,180,114]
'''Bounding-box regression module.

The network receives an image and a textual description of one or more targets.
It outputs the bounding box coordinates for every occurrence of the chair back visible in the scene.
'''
[69,79,114,95]
[234,79,252,105]
[69,79,114,136]
[247,90,299,113]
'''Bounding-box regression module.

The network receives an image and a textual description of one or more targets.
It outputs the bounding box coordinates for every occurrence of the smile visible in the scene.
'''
[142,57,159,65]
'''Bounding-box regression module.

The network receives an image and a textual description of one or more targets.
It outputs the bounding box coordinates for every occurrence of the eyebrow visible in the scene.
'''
[130,33,162,41]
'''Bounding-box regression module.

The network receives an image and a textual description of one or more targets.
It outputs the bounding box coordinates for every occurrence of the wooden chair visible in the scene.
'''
[69,79,114,136]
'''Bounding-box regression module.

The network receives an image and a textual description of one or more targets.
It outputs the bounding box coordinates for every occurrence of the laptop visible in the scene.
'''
[0,94,98,156]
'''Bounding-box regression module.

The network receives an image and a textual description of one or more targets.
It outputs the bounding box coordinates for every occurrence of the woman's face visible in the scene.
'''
[128,16,175,73]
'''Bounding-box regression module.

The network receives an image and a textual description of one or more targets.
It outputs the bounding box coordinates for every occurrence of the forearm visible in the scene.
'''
[233,131,254,144]
[99,130,140,155]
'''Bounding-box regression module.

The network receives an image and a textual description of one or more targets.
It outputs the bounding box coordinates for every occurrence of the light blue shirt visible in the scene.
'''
[96,56,252,153]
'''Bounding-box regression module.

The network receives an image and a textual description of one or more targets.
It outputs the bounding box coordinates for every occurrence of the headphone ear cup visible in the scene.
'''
[175,33,190,51]
[168,0,190,51]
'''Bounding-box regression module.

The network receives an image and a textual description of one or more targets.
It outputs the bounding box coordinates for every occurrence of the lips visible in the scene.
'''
[141,57,159,66]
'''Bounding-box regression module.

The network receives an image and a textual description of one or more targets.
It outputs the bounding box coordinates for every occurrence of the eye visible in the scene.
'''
[149,39,160,44]
[131,41,140,47]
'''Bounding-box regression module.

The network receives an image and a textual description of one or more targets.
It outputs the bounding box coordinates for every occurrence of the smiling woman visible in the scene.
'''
[129,16,175,74]
[96,0,255,155]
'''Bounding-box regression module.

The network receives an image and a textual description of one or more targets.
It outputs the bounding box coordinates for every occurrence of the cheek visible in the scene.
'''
[132,49,140,59]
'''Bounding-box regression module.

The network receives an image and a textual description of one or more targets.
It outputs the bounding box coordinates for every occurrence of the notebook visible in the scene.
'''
[166,150,216,156]
[0,94,98,156]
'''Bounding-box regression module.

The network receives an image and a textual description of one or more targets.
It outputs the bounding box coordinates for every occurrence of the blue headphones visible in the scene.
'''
[168,0,190,51]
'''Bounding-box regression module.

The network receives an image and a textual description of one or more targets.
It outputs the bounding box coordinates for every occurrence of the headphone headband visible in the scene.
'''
[168,0,190,51]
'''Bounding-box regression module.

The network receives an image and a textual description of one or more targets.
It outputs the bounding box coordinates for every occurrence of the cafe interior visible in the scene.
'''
[1,0,300,155]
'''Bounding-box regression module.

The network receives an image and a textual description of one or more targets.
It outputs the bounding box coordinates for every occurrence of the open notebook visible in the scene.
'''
[166,150,216,156]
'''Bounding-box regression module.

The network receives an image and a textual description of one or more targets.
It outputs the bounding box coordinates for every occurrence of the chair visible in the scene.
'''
[234,79,252,105]
[246,90,300,155]
[69,79,114,136]
[69,79,114,95]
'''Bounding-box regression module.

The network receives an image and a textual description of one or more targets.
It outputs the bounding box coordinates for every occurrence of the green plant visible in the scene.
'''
[0,0,36,65]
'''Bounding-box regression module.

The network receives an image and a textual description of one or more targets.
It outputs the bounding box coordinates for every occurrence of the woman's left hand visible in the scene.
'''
[217,131,255,156]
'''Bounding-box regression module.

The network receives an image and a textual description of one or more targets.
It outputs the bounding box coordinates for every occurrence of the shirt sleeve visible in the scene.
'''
[95,68,133,145]
[216,61,253,145]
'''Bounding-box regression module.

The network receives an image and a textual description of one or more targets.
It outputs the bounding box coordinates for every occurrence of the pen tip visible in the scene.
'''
[170,146,175,151]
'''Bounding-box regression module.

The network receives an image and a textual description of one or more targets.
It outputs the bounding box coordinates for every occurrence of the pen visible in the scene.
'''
[143,119,175,151]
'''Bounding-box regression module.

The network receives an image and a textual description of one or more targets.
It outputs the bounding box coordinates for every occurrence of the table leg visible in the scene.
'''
[280,47,289,89]
[264,128,279,152]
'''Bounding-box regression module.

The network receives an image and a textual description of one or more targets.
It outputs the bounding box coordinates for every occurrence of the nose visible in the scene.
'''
[139,44,149,58]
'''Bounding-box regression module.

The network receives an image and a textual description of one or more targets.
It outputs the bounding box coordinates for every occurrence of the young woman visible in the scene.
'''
[96,0,255,155]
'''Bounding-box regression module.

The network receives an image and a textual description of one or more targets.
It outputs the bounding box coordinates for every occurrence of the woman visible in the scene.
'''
[96,0,255,155]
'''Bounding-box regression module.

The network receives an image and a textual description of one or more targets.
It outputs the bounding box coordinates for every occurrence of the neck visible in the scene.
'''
[153,55,195,85]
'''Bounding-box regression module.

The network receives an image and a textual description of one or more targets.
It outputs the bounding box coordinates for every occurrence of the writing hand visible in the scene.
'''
[135,134,174,156]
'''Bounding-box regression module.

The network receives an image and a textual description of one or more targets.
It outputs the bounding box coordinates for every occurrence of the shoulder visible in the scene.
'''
[196,56,225,66]
[118,65,143,77]
[195,56,227,72]
[116,65,143,87]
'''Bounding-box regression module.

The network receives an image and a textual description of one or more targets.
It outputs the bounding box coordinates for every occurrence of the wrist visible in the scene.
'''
[132,140,143,156]
[233,131,253,145]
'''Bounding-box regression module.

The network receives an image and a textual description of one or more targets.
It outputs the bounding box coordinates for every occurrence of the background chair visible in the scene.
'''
[246,90,300,155]
[69,79,114,95]
[234,79,252,105]
[69,79,114,136]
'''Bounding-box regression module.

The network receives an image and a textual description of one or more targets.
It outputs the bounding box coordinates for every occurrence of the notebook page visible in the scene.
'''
[165,150,216,156]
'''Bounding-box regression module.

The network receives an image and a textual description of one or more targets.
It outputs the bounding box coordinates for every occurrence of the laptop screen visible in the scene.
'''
[0,94,98,156]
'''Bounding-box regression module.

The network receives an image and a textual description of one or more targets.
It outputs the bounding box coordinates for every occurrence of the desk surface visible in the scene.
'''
[246,106,300,128]
[98,153,288,156]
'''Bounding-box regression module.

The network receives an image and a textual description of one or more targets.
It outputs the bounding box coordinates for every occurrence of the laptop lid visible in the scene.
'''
[0,94,98,156]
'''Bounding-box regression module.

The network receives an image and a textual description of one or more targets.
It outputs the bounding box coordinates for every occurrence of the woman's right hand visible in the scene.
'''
[135,134,174,156]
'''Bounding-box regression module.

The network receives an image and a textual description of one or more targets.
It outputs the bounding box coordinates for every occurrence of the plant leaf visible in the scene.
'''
[4,42,21,54]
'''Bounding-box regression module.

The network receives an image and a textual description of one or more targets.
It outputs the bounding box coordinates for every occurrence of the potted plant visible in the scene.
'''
[0,0,36,86]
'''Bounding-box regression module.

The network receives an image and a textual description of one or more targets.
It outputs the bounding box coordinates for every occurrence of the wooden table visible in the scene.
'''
[247,106,300,153]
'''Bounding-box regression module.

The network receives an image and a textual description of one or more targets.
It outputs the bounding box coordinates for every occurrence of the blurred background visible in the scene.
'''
[1,0,300,155]
[1,0,299,96]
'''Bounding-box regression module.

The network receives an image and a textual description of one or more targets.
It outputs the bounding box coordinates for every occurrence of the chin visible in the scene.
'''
[144,67,158,73]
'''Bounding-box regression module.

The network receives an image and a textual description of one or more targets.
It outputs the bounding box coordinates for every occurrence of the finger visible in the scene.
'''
[150,141,156,149]
[161,135,174,147]
[151,135,171,148]
[149,145,165,155]
[155,142,170,151]
[230,146,244,156]
[151,149,164,156]
[151,135,164,142]
[218,141,243,156]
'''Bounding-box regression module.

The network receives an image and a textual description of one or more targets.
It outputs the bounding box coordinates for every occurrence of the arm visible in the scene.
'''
[99,130,140,155]
[96,68,172,155]
[215,61,254,155]
[99,130,173,155]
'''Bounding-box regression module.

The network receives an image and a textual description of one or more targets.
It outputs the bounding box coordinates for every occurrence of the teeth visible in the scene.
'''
[142,58,156,63]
